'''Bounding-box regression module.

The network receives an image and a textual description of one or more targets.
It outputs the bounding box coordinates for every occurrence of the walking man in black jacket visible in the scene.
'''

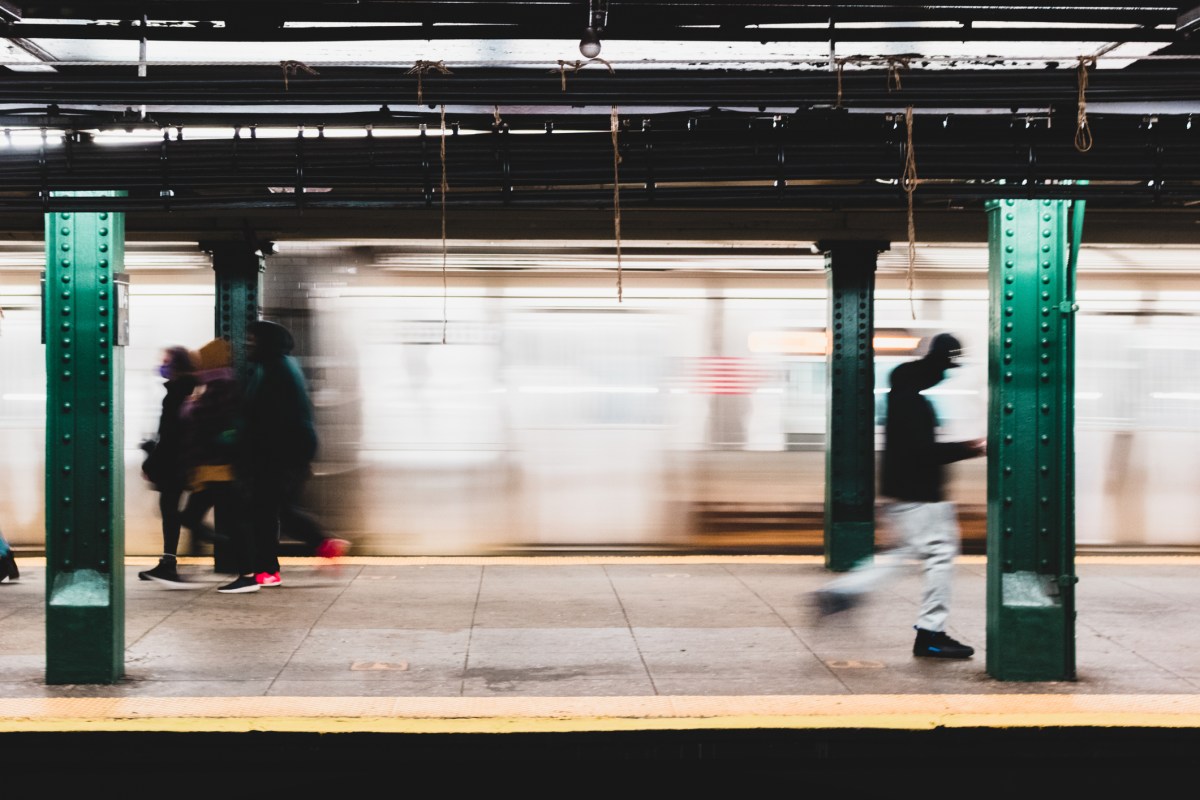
[813,333,985,659]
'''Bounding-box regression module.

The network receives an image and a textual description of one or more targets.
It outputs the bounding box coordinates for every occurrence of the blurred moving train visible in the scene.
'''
[0,240,1197,556]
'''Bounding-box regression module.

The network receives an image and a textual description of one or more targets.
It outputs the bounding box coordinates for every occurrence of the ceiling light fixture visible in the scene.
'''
[580,0,609,59]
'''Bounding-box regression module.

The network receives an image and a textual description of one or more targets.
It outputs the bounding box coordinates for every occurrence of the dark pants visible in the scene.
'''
[157,483,187,557]
[249,467,325,575]
[180,482,241,570]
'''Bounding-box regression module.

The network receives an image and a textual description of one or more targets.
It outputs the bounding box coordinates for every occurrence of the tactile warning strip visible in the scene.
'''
[4,695,1200,733]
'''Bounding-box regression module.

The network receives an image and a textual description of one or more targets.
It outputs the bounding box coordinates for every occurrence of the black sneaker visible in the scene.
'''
[0,552,17,583]
[139,559,190,588]
[217,575,260,594]
[913,628,974,659]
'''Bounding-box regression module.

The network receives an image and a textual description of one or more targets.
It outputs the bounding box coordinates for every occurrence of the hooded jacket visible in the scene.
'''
[239,321,318,476]
[879,355,977,502]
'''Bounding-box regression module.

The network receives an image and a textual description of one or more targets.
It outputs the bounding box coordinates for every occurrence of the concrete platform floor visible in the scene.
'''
[2,554,1199,773]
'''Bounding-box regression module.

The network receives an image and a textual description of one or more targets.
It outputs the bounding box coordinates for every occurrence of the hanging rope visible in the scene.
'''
[834,58,845,108]
[552,57,614,91]
[886,57,910,91]
[1075,56,1096,153]
[408,60,452,106]
[611,105,623,303]
[831,56,873,108]
[903,106,919,320]
[279,60,318,91]
[439,104,449,344]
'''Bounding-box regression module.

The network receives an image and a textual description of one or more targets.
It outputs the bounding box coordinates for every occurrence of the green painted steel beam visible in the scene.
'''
[205,242,264,573]
[818,241,888,572]
[205,242,265,383]
[985,198,1079,681]
[43,196,127,684]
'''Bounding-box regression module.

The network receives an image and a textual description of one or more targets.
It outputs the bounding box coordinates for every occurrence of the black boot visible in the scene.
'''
[138,557,189,588]
[0,552,17,583]
[913,627,974,659]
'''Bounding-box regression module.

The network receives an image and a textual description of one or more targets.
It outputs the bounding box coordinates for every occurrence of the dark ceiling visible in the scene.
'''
[0,2,1196,240]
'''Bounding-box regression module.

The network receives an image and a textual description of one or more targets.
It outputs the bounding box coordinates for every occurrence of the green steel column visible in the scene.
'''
[986,198,1079,681]
[817,240,888,572]
[205,242,265,381]
[44,196,127,684]
[204,242,264,572]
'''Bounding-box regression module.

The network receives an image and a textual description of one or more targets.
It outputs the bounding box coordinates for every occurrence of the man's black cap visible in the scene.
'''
[927,333,963,368]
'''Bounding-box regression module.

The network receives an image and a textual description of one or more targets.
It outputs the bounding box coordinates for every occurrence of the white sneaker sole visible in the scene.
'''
[147,575,201,590]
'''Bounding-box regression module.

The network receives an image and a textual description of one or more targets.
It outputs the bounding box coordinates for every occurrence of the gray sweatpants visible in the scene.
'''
[823,501,960,631]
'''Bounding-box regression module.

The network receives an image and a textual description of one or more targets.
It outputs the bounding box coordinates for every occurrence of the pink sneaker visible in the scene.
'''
[255,571,282,587]
[316,538,350,559]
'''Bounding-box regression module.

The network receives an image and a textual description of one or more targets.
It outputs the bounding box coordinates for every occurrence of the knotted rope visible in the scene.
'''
[887,57,910,91]
[280,60,318,91]
[552,57,614,91]
[1075,56,1096,153]
[408,60,452,106]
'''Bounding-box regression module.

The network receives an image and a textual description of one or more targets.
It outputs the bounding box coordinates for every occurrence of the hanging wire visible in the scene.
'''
[1075,56,1096,153]
[611,104,623,303]
[903,106,919,320]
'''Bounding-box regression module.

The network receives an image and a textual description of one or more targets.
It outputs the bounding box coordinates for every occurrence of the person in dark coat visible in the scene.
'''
[178,338,241,560]
[812,333,985,659]
[218,320,348,594]
[138,346,199,586]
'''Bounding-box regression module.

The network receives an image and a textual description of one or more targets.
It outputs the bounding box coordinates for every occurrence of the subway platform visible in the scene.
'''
[2,554,1200,777]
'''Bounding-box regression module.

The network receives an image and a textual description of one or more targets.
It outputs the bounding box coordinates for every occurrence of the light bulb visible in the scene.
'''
[579,27,602,59]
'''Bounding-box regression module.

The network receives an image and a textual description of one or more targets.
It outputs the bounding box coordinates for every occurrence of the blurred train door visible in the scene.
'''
[503,304,677,549]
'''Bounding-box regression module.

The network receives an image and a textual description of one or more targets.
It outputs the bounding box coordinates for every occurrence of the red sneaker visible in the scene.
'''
[255,571,282,587]
[316,538,350,559]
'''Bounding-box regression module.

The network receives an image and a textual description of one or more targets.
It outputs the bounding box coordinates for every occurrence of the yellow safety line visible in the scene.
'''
[4,695,1200,733]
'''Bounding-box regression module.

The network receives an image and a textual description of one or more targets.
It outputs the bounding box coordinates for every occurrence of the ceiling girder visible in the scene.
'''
[0,111,1191,213]
[1,66,1199,112]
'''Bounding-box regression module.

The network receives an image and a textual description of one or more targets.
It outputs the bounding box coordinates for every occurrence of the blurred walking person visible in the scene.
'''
[179,338,242,572]
[138,346,199,587]
[219,320,347,594]
[812,333,985,659]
